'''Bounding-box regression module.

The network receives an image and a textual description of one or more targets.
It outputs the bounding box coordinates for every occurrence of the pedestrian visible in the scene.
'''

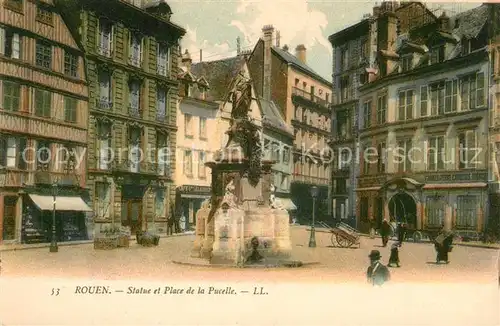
[166,216,173,235]
[380,219,391,247]
[397,221,407,245]
[366,250,390,286]
[388,242,401,267]
[434,230,453,264]
[369,218,376,239]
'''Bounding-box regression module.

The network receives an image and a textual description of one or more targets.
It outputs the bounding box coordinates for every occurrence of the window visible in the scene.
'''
[64,51,78,77]
[35,41,52,69]
[460,73,485,110]
[398,90,413,121]
[337,110,349,137]
[376,94,387,124]
[0,28,21,59]
[430,82,445,116]
[98,19,113,57]
[156,132,169,176]
[34,88,51,117]
[360,197,369,222]
[339,150,350,170]
[0,136,27,169]
[340,48,348,71]
[184,83,193,97]
[36,6,53,25]
[430,45,444,64]
[361,39,368,59]
[2,81,20,112]
[427,136,445,171]
[335,178,347,194]
[97,122,112,170]
[97,71,112,109]
[64,97,77,123]
[363,100,372,128]
[154,188,166,217]
[128,127,141,173]
[199,117,207,139]
[128,80,141,117]
[198,151,206,178]
[420,86,428,117]
[184,114,193,137]
[283,147,290,164]
[425,197,445,227]
[456,196,477,228]
[272,143,280,162]
[377,142,386,173]
[401,54,413,72]
[36,140,50,170]
[95,182,111,219]
[129,32,142,67]
[157,43,169,76]
[362,144,371,175]
[156,87,166,121]
[340,76,350,102]
[396,139,412,173]
[444,79,458,113]
[458,130,477,169]
[184,150,193,176]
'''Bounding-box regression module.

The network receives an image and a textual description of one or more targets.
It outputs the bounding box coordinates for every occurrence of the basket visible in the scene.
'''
[94,236,118,250]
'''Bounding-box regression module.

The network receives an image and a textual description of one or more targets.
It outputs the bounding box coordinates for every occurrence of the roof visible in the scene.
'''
[191,56,246,102]
[258,97,294,137]
[271,46,332,86]
[142,0,171,11]
[451,4,489,40]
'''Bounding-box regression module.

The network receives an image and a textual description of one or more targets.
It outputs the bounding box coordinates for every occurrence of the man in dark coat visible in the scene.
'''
[380,220,391,247]
[388,242,401,267]
[397,221,407,245]
[366,250,390,286]
[434,231,453,264]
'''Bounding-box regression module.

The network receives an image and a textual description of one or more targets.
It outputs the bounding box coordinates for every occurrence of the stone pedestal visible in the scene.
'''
[191,203,209,258]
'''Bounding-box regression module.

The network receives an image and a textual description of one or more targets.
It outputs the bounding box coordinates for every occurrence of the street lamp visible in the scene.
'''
[49,180,58,253]
[309,186,319,248]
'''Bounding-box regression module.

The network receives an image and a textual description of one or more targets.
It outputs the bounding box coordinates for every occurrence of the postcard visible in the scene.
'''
[0,0,499,325]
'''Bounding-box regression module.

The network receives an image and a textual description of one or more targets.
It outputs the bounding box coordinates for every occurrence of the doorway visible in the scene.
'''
[388,192,417,229]
[374,197,384,228]
[2,196,17,241]
[121,200,142,233]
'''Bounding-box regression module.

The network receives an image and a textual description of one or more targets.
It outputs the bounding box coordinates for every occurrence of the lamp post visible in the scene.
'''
[309,186,319,248]
[49,180,58,253]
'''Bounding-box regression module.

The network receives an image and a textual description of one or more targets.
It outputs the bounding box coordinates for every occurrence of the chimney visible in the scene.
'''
[199,49,202,62]
[283,44,289,52]
[262,24,274,100]
[438,12,450,32]
[276,30,281,47]
[373,5,380,17]
[295,44,306,64]
[182,49,192,72]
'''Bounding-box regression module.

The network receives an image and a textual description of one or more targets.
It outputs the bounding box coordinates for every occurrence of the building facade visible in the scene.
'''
[355,3,492,234]
[247,25,332,223]
[175,50,219,230]
[59,0,185,235]
[0,0,90,244]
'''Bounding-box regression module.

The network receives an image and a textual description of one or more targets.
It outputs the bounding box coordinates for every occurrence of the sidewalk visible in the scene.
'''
[298,225,500,250]
[0,231,195,252]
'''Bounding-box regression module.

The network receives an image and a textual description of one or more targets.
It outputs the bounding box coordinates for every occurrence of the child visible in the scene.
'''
[388,242,401,267]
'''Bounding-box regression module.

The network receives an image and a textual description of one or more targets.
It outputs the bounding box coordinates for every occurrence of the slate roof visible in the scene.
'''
[451,4,489,40]
[258,97,294,137]
[191,56,246,102]
[272,46,331,86]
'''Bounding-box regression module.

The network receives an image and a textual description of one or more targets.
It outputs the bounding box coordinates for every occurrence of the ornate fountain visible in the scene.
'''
[189,79,295,267]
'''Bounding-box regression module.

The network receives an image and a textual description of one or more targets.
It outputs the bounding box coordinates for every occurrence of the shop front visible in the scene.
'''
[22,191,92,244]
[176,185,211,231]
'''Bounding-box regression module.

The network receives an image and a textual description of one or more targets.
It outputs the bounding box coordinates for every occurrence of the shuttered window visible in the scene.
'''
[34,88,51,117]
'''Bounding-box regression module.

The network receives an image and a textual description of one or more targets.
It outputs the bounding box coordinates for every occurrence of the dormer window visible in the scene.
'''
[430,45,445,64]
[401,54,412,72]
[184,83,192,97]
[198,86,206,100]
[461,39,471,56]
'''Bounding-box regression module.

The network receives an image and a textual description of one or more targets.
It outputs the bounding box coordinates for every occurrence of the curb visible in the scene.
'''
[0,232,194,252]
[172,260,321,269]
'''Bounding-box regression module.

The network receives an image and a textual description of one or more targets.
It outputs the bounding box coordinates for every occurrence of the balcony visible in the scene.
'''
[157,63,168,77]
[0,169,32,187]
[156,111,166,122]
[292,87,330,108]
[95,98,113,110]
[34,171,80,186]
[97,45,112,58]
[129,54,141,67]
[293,174,329,186]
[128,105,141,118]
[111,160,167,177]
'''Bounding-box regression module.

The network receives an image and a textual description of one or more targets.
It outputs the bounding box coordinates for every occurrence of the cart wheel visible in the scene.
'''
[331,233,337,246]
[413,231,423,243]
[336,235,353,248]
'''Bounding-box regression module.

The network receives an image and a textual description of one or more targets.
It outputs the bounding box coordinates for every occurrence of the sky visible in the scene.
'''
[168,1,482,81]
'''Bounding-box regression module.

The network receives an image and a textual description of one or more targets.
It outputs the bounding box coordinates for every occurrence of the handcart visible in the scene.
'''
[318,221,361,248]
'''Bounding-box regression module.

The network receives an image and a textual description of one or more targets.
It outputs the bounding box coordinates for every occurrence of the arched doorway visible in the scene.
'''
[388,192,417,228]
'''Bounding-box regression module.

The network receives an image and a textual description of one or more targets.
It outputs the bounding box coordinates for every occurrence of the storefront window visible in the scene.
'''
[155,188,165,217]
[456,195,477,228]
[425,197,444,227]
[2,196,17,240]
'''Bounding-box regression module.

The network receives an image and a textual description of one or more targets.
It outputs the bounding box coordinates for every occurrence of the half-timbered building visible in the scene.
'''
[0,0,90,244]
[58,0,185,235]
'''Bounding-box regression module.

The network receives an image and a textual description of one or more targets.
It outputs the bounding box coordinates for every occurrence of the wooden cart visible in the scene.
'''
[319,221,361,248]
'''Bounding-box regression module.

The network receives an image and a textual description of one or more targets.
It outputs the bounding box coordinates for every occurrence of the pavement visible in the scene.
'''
[1,226,498,284]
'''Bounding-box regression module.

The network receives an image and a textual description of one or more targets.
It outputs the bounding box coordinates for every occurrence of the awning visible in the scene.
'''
[423,183,487,189]
[356,187,381,192]
[29,195,93,212]
[278,198,297,211]
[181,194,211,199]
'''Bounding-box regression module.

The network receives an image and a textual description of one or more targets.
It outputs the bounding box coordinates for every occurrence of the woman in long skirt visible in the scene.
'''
[435,232,453,264]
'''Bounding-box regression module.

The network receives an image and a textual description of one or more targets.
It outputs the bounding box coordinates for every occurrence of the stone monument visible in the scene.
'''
[191,78,292,266]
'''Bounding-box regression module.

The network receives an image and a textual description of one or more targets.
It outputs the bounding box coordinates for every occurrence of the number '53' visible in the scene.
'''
[51,288,60,296]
